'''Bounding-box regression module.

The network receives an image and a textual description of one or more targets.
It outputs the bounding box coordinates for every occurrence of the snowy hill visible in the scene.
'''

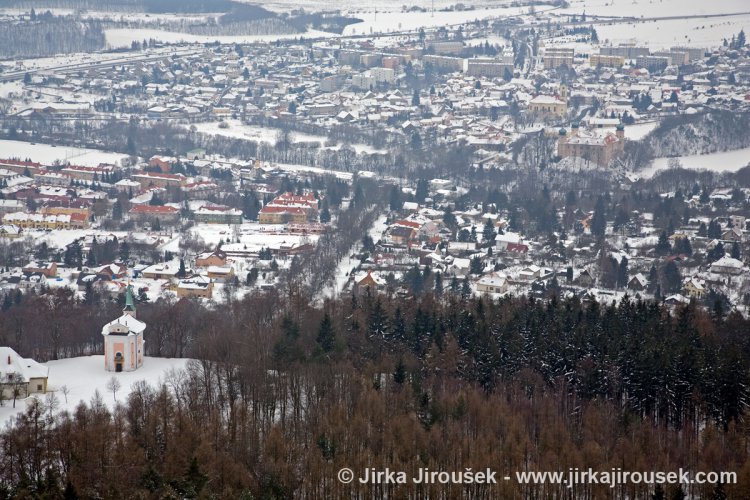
[0,355,192,426]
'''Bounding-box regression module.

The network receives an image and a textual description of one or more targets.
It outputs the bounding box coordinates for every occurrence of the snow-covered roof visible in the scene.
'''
[102,314,146,336]
[0,347,48,382]
[495,232,522,244]
[711,256,743,269]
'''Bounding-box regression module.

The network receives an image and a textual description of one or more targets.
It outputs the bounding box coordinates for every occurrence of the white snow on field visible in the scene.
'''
[159,222,321,254]
[640,146,750,178]
[0,355,192,427]
[193,120,325,144]
[594,15,750,49]
[105,28,336,48]
[623,121,659,140]
[592,121,659,140]
[274,162,355,180]
[0,81,23,99]
[0,139,129,167]
[192,120,387,155]
[239,0,518,14]
[560,0,749,19]
[342,5,550,35]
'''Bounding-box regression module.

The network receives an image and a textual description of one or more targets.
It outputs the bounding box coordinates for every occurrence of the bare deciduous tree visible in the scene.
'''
[106,376,121,402]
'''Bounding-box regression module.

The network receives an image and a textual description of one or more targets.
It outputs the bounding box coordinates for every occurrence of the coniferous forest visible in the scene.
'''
[0,287,749,498]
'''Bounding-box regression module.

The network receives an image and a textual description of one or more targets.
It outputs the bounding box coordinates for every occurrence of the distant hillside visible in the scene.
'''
[646,110,750,157]
[0,18,105,57]
[3,0,238,14]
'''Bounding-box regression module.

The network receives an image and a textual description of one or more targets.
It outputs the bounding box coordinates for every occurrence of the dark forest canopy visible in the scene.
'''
[0,18,105,58]
[1,288,750,497]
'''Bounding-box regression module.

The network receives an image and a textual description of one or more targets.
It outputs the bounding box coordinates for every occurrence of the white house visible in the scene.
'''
[0,347,48,399]
[710,256,744,276]
[476,275,508,294]
[102,284,145,372]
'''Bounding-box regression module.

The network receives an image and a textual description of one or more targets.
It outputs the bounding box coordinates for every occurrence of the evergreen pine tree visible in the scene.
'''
[316,312,336,353]
[731,241,741,260]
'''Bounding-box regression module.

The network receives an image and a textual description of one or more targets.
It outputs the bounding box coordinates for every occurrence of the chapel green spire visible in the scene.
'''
[123,283,136,315]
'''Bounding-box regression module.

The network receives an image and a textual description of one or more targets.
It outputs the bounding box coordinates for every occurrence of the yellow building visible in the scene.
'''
[557,124,626,166]
[176,277,214,299]
[590,54,625,68]
[529,95,567,118]
[3,212,88,230]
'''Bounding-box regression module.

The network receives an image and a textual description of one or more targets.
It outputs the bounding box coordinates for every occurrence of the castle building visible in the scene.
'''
[557,123,626,167]
[101,284,145,372]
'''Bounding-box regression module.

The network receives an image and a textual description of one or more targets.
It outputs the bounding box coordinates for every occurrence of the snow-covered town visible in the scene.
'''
[0,0,749,497]
[0,12,748,312]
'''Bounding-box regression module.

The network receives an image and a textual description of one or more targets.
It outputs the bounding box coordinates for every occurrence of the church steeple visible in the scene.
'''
[123,283,136,318]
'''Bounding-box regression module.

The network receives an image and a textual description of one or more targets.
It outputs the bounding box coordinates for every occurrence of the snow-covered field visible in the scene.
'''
[272,162,355,180]
[192,120,387,155]
[595,14,750,49]
[623,121,660,140]
[640,146,750,178]
[239,0,518,14]
[591,121,659,141]
[342,5,549,35]
[160,222,321,253]
[560,0,749,19]
[193,120,326,144]
[0,139,129,167]
[105,28,336,49]
[0,355,191,427]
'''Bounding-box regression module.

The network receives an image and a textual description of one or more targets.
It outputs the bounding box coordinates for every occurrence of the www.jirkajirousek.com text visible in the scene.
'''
[514,468,736,488]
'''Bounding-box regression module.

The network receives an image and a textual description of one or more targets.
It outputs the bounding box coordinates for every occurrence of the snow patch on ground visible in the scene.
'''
[0,355,192,427]
[640,146,750,178]
[192,120,388,155]
[342,5,551,35]
[560,0,749,19]
[273,162,355,180]
[594,14,750,49]
[0,139,129,167]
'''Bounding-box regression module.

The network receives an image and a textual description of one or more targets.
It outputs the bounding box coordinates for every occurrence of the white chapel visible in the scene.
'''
[102,284,145,372]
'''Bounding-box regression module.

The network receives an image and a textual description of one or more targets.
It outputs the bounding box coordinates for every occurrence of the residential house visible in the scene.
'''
[176,276,214,298]
[353,270,386,295]
[627,273,648,291]
[207,265,235,283]
[195,249,228,268]
[0,347,48,399]
[22,262,57,278]
[710,256,744,275]
[683,277,706,299]
[476,275,508,294]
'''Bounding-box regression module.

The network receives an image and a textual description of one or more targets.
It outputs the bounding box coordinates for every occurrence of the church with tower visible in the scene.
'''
[101,284,145,372]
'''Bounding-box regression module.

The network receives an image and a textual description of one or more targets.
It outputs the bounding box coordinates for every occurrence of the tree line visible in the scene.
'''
[1,285,750,497]
[0,17,105,58]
